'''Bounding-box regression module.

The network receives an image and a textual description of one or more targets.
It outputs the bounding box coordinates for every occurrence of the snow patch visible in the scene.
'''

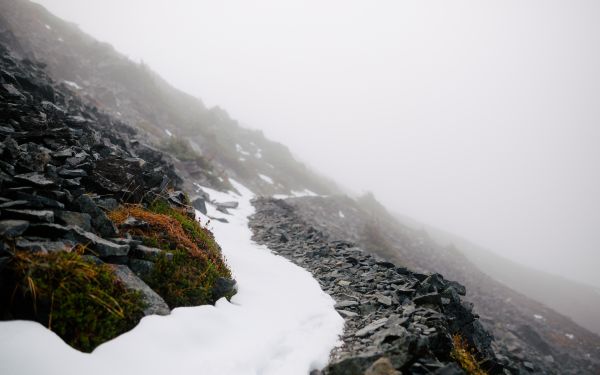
[63,80,82,90]
[0,180,343,375]
[44,24,52,30]
[239,157,246,162]
[235,143,251,156]
[565,333,575,340]
[164,129,173,137]
[338,210,345,218]
[533,314,544,320]
[58,37,64,42]
[255,149,262,159]
[258,174,274,184]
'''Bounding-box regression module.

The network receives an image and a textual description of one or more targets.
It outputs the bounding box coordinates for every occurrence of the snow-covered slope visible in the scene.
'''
[0,181,344,375]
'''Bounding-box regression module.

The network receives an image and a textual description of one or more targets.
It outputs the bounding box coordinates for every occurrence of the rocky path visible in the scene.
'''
[249,197,530,374]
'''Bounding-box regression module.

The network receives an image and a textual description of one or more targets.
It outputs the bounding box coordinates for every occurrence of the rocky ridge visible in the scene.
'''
[249,197,537,374]
[282,195,600,374]
[0,42,233,350]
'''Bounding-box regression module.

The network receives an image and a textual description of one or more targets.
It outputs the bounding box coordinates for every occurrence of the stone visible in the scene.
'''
[14,172,55,187]
[15,238,73,253]
[0,200,29,209]
[191,196,207,214]
[211,277,237,300]
[58,168,87,177]
[338,309,359,318]
[122,216,149,229]
[355,318,389,337]
[75,195,117,237]
[335,300,359,309]
[216,201,238,209]
[167,190,187,206]
[14,192,65,209]
[0,220,29,237]
[131,244,162,260]
[54,211,92,231]
[95,198,118,211]
[364,357,400,375]
[66,226,129,257]
[413,293,442,306]
[377,295,393,306]
[3,209,54,223]
[110,264,170,316]
[129,258,155,277]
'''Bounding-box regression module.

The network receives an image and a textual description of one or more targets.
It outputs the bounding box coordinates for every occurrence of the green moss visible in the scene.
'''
[0,251,145,352]
[144,250,223,308]
[110,200,234,308]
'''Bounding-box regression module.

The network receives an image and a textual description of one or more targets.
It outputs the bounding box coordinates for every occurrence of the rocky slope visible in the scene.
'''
[280,194,600,374]
[0,0,337,197]
[0,41,234,351]
[251,198,517,374]
[1,1,599,374]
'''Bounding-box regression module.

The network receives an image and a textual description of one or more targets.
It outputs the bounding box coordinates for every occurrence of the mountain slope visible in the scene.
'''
[403,220,600,337]
[2,1,600,373]
[0,0,337,196]
[282,194,600,373]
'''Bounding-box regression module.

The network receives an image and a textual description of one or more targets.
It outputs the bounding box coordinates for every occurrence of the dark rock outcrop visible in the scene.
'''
[250,197,521,374]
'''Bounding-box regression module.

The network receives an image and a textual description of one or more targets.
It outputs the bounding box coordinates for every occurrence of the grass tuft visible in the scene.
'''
[0,251,145,352]
[109,199,233,308]
[451,334,488,375]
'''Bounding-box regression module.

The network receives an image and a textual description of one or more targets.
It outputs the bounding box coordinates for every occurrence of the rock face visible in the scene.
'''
[250,198,520,374]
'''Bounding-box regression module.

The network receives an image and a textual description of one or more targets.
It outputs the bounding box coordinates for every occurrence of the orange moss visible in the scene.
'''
[109,204,203,258]
[451,335,488,375]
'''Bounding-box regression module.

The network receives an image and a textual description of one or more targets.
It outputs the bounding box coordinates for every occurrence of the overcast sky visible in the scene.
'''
[34,0,600,288]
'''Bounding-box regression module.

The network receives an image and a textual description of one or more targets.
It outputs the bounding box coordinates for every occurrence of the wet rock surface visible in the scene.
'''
[250,198,529,374]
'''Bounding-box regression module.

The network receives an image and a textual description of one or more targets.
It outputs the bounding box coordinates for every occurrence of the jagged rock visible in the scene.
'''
[355,318,389,337]
[66,226,129,257]
[14,172,55,187]
[54,211,92,231]
[74,195,117,237]
[110,264,170,316]
[0,220,29,237]
[58,168,87,178]
[191,196,207,214]
[364,357,401,375]
[121,216,149,229]
[2,208,54,223]
[15,238,72,253]
[211,277,237,300]
[131,244,162,260]
[216,201,238,209]
[167,190,187,206]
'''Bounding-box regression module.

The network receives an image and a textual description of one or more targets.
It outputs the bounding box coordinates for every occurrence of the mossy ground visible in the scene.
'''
[109,199,233,308]
[0,250,145,352]
[451,334,488,375]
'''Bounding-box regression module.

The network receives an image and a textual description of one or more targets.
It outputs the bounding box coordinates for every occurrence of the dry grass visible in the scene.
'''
[0,250,144,352]
[109,201,233,307]
[451,335,488,375]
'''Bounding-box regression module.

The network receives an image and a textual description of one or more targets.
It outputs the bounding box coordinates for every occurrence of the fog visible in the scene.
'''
[34,0,600,288]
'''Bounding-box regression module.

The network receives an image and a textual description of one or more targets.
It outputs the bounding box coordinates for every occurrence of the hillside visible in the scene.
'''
[403,220,600,337]
[1,1,599,374]
[0,0,337,196]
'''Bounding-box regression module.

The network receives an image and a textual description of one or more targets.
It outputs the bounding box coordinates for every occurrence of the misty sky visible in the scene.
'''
[33,0,600,287]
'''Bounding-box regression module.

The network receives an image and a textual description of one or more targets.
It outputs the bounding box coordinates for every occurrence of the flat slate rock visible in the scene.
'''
[0,220,29,237]
[111,264,170,316]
